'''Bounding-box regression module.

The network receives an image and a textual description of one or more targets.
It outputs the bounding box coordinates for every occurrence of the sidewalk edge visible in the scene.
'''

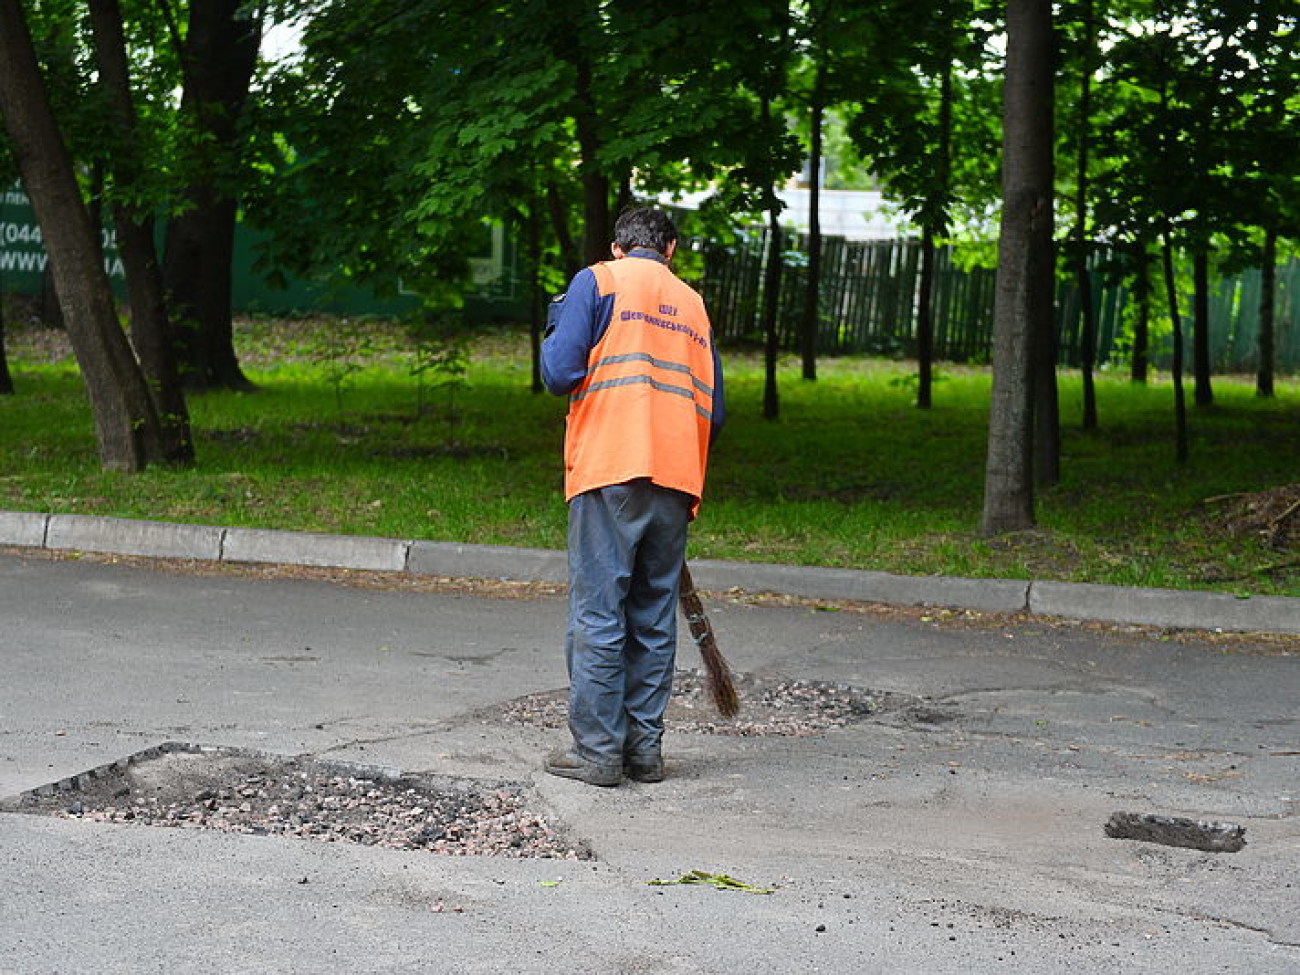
[3,512,1297,636]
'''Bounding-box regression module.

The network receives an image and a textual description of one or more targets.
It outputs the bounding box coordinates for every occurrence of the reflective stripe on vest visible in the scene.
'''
[563,258,715,504]
[573,351,715,423]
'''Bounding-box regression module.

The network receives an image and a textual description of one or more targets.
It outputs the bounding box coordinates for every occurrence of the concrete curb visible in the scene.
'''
[3,511,1298,636]
[1030,580,1300,635]
[686,558,1031,614]
[46,514,224,561]
[222,526,409,572]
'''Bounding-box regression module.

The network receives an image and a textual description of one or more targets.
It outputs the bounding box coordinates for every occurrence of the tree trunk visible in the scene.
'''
[1033,268,1060,486]
[113,213,193,463]
[571,48,611,266]
[0,321,13,393]
[916,53,954,412]
[87,161,107,264]
[1257,224,1276,398]
[546,180,581,279]
[1130,241,1150,383]
[1076,236,1097,426]
[916,229,936,410]
[0,0,165,470]
[88,0,194,466]
[39,262,62,327]
[982,0,1054,535]
[528,198,544,394]
[613,175,632,219]
[163,0,260,392]
[1160,230,1189,463]
[1192,248,1213,407]
[799,67,824,382]
[166,195,251,390]
[1075,0,1097,429]
[762,207,783,421]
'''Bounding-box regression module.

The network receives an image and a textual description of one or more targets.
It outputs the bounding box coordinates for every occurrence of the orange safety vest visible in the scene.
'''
[563,257,717,508]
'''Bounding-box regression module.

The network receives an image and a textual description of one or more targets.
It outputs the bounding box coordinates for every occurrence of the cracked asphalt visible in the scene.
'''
[1,550,1298,974]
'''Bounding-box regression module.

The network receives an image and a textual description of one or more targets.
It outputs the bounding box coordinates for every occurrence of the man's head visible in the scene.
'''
[612,207,678,260]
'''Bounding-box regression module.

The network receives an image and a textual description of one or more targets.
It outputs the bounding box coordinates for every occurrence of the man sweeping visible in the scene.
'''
[541,206,725,787]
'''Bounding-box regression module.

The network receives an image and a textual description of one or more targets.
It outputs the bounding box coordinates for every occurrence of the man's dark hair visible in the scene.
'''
[613,207,678,255]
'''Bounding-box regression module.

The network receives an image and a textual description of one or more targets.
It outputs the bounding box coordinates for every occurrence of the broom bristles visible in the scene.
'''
[679,563,740,718]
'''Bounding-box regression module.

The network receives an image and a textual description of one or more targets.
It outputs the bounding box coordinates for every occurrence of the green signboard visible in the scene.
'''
[1,182,528,323]
[0,184,126,293]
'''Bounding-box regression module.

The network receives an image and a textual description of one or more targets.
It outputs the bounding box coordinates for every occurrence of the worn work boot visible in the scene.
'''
[544,749,622,787]
[624,753,665,783]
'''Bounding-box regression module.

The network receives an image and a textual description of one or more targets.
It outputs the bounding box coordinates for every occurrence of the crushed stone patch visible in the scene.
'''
[494,669,890,737]
[3,743,589,860]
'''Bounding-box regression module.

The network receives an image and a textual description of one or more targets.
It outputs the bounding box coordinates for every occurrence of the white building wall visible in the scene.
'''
[658,188,915,242]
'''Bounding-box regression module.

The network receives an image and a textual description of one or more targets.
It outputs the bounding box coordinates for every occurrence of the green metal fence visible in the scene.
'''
[701,231,1300,374]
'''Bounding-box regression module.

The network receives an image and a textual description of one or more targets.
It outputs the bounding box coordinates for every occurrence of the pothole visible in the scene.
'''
[494,669,902,737]
[2,742,589,860]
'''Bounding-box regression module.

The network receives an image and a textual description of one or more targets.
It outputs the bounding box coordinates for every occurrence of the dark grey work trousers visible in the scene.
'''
[565,479,692,771]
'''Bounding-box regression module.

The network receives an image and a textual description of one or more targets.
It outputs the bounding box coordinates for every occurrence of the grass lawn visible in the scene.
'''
[3,316,1299,596]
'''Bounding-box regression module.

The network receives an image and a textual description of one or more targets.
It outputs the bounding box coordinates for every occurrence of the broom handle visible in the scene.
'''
[679,561,741,717]
[679,563,709,645]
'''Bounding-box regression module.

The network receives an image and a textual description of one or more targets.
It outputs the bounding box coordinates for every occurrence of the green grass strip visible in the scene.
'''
[2,318,1298,596]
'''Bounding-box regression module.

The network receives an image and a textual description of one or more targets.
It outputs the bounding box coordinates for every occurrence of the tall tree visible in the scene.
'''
[1256,226,1277,398]
[915,54,954,411]
[789,0,881,384]
[1065,0,1100,429]
[0,0,168,470]
[1212,0,1300,399]
[1094,0,1299,424]
[982,0,1054,534]
[762,185,784,420]
[798,57,825,383]
[255,0,786,304]
[1093,12,1197,460]
[846,0,988,409]
[87,0,193,464]
[1191,249,1212,406]
[1160,224,1190,462]
[1128,241,1152,384]
[163,0,263,391]
[565,5,613,265]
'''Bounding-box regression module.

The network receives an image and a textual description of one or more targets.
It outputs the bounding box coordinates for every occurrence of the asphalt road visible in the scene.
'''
[1,549,1298,974]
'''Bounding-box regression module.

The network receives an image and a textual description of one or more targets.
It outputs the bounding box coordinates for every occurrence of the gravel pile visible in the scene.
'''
[497,669,880,737]
[33,751,587,860]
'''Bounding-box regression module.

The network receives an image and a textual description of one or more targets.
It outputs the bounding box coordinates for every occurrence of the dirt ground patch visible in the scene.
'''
[1199,483,1300,551]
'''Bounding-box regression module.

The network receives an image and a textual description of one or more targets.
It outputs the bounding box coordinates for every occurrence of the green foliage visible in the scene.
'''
[245,0,478,302]
[810,111,879,192]
[247,0,811,300]
[1090,0,1300,251]
[840,0,999,237]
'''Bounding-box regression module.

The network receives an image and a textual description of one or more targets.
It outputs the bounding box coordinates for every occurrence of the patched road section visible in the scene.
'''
[3,742,588,858]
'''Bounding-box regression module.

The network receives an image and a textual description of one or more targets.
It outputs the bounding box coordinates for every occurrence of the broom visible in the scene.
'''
[678,562,740,718]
